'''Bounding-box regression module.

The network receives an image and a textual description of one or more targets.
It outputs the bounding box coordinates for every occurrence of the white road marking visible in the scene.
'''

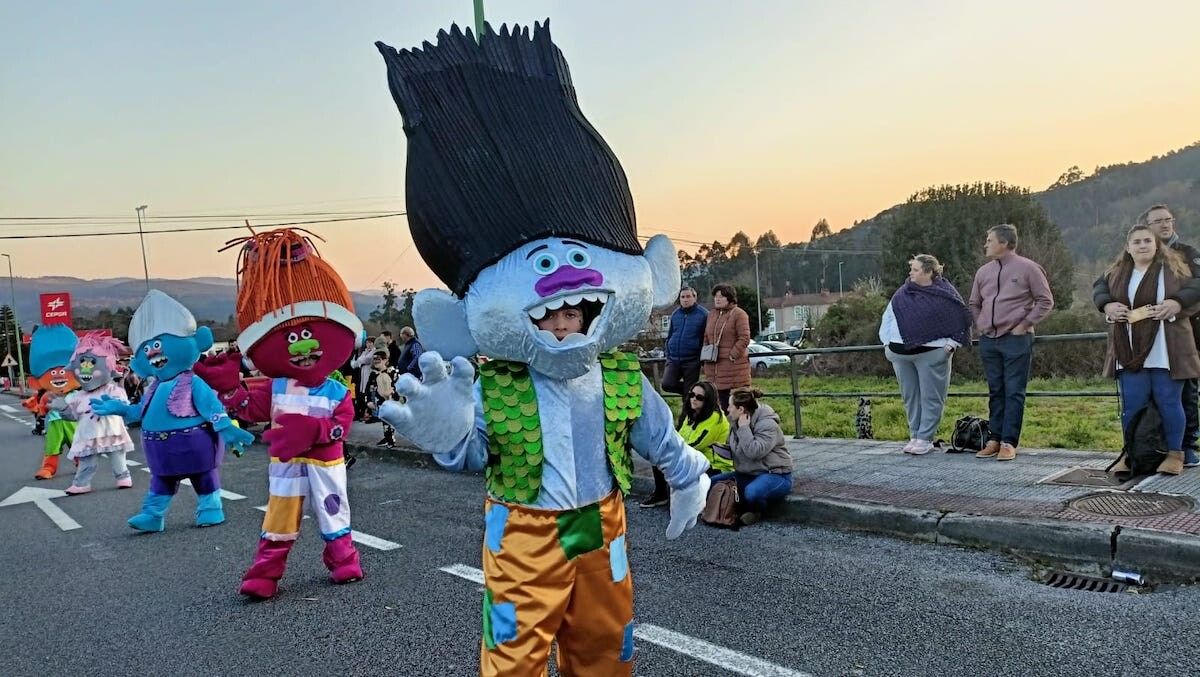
[0,486,82,531]
[437,564,812,676]
[135,467,246,501]
[251,505,400,551]
[0,404,18,413]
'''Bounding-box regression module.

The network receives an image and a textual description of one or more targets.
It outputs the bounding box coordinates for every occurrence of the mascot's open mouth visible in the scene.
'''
[78,374,92,384]
[290,351,323,368]
[526,290,612,346]
[49,378,68,389]
[150,355,168,369]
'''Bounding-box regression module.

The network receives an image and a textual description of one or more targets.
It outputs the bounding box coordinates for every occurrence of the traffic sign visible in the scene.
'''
[1,354,17,368]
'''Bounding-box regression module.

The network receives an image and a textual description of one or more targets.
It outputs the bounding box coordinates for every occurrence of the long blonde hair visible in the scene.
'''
[1106,224,1190,279]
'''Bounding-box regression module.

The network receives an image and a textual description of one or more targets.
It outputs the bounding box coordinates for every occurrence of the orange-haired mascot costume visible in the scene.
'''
[219,229,365,599]
[25,324,80,479]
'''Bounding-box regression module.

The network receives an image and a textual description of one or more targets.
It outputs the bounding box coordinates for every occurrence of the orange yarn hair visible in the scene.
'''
[223,227,354,332]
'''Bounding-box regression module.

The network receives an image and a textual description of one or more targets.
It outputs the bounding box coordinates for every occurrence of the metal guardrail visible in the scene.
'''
[644,332,1114,438]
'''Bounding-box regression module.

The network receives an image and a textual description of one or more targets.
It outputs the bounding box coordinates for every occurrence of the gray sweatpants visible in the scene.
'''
[885,346,953,441]
[71,452,131,489]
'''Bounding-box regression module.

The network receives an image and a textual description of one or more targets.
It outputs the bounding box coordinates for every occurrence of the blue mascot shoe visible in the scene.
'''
[128,492,172,532]
[195,491,225,527]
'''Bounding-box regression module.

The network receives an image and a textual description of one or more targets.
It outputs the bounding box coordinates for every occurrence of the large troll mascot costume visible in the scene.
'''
[26,325,80,479]
[93,290,255,531]
[219,228,365,599]
[376,22,710,675]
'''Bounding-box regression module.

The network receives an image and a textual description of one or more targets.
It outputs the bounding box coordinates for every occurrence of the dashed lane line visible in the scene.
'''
[437,564,813,677]
[134,466,246,501]
[0,404,19,413]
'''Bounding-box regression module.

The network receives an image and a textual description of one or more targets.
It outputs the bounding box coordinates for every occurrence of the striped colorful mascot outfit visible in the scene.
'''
[376,22,711,676]
[219,229,365,600]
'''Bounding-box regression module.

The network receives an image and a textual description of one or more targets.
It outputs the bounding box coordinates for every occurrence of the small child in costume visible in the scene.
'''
[91,290,255,531]
[57,332,135,495]
[216,228,365,599]
[25,324,81,479]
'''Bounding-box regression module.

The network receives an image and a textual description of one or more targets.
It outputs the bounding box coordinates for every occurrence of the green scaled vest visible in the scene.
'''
[479,351,643,504]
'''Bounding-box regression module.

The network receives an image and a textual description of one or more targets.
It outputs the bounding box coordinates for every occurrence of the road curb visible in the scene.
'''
[1114,527,1200,582]
[937,514,1115,572]
[781,495,941,542]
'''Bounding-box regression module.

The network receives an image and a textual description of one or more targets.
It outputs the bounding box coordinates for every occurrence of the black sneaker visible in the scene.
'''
[739,511,761,526]
[639,493,669,509]
[345,454,357,469]
[375,439,390,447]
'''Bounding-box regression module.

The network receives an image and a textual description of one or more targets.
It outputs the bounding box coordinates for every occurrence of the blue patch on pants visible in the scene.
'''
[620,621,635,661]
[491,601,517,645]
[609,533,628,582]
[485,504,509,554]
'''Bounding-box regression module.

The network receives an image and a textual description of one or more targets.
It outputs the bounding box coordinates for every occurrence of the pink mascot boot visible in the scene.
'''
[239,539,295,599]
[323,533,364,584]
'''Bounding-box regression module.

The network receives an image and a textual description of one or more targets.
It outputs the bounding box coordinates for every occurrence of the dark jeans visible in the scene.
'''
[1183,378,1199,452]
[979,333,1034,446]
[709,471,793,512]
[660,359,701,396]
[1119,369,1187,450]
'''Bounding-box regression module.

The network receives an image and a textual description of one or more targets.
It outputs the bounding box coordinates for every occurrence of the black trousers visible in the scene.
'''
[660,359,702,396]
[1184,378,1199,452]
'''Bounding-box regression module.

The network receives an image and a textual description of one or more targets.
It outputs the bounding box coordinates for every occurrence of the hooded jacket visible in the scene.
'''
[727,403,793,475]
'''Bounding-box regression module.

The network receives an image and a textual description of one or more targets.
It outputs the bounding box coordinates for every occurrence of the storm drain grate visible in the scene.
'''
[1043,571,1127,593]
[1067,492,1194,518]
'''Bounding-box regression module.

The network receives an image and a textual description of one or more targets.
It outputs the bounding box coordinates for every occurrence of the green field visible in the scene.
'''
[658,374,1123,451]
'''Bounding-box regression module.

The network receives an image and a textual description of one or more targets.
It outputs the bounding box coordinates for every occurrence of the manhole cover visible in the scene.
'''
[1068,492,1194,518]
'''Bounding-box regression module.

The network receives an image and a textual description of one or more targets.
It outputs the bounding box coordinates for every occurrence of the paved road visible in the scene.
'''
[0,406,1197,676]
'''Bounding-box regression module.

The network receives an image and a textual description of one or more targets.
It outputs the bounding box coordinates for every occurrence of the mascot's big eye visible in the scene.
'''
[287,332,299,344]
[300,328,313,340]
[532,252,558,275]
[152,340,162,351]
[566,248,590,268]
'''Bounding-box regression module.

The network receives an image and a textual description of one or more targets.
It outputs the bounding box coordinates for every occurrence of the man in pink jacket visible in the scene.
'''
[968,224,1054,461]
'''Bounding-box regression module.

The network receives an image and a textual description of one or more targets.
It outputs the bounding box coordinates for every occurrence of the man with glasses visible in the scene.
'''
[661,286,707,395]
[1095,204,1200,467]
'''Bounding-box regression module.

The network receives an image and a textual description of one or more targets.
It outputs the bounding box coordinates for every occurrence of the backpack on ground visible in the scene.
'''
[701,478,739,528]
[948,416,989,453]
[1109,401,1167,479]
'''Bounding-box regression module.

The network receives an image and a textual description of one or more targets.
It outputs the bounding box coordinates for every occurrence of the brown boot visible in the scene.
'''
[34,454,59,480]
[1157,451,1185,476]
[1110,455,1130,475]
[975,440,1000,459]
[997,443,1017,461]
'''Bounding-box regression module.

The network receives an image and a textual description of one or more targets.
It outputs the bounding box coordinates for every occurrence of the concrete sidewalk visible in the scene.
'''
[342,417,1200,583]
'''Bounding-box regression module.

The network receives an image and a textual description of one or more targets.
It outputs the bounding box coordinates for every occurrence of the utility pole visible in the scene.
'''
[1,254,26,395]
[136,204,150,291]
[838,261,844,296]
[473,0,485,40]
[753,248,763,334]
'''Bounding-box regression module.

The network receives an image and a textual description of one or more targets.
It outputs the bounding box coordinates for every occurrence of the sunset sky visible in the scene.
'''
[2,0,1198,292]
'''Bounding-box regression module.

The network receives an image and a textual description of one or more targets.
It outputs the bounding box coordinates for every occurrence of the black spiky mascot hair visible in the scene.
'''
[376,21,643,298]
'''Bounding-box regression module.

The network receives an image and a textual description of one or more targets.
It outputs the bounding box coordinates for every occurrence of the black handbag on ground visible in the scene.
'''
[948,416,989,453]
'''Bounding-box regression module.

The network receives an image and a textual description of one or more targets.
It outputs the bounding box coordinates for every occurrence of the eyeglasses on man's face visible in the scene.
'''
[1148,217,1175,227]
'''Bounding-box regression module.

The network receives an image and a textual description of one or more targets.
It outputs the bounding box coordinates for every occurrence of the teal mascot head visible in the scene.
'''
[377,22,679,379]
[128,290,213,381]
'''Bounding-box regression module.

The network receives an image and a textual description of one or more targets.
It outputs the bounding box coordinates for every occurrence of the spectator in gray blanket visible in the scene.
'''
[880,254,972,455]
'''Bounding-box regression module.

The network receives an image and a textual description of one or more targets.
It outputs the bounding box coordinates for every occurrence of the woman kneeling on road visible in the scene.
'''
[1103,223,1200,475]
[713,387,793,526]
[642,381,732,508]
[879,254,972,455]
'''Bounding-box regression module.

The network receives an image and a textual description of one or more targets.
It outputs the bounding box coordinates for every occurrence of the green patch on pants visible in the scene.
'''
[556,502,603,560]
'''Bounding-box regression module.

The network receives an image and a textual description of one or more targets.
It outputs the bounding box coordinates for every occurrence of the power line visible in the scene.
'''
[0,212,407,240]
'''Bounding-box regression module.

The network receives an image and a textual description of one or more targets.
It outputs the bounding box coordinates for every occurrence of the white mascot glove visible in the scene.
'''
[378,351,476,453]
[666,473,711,540]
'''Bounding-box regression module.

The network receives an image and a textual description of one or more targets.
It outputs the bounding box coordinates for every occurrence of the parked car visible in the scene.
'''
[756,328,807,347]
[759,340,799,353]
[747,342,791,374]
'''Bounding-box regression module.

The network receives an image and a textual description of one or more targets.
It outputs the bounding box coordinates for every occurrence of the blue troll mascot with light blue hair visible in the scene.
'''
[376,21,710,676]
[92,290,254,531]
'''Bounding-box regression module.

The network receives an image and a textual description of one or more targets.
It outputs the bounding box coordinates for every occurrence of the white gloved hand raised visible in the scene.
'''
[665,473,711,540]
[378,351,476,453]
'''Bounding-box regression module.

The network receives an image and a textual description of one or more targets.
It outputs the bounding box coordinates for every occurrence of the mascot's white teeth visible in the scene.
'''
[49,379,68,389]
[150,356,168,368]
[526,291,609,321]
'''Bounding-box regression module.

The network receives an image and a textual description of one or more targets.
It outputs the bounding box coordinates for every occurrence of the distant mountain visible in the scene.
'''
[5,277,383,331]
[825,140,1200,265]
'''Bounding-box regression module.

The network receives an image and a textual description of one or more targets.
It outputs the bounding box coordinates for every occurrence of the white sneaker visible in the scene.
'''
[902,439,919,454]
[909,439,934,455]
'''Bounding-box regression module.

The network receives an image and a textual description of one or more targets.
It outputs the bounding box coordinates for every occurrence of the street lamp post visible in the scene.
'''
[838,261,844,296]
[135,204,150,290]
[1,253,27,395]
[753,248,763,334]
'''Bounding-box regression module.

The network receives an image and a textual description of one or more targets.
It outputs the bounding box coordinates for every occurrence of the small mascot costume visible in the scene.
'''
[25,324,80,479]
[58,332,136,495]
[219,228,365,599]
[376,22,711,676]
[91,290,255,531]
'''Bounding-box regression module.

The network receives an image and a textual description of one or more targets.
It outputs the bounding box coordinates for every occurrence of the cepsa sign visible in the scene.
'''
[40,292,73,327]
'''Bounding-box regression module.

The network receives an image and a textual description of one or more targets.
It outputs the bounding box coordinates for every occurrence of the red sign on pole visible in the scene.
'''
[40,292,73,327]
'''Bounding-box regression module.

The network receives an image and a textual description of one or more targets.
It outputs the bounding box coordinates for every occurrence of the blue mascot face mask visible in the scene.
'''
[132,328,212,381]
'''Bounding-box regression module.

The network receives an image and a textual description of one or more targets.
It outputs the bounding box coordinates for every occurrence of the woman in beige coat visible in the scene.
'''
[702,284,752,410]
